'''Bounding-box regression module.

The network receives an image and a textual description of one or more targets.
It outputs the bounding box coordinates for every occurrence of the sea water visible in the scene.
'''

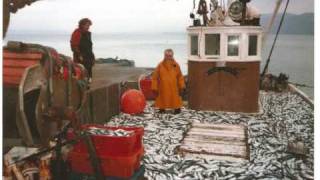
[4,32,314,98]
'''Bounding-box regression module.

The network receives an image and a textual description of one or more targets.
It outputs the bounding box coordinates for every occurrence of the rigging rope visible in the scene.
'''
[261,0,290,77]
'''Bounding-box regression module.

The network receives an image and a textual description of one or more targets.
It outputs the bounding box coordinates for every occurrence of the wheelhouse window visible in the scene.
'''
[248,35,258,56]
[227,35,240,56]
[205,34,220,56]
[190,35,199,56]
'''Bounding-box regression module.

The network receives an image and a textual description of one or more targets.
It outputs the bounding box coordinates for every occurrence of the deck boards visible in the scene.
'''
[90,64,151,90]
[179,123,249,161]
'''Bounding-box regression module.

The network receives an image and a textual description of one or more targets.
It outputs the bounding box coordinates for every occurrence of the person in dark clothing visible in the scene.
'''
[70,18,95,83]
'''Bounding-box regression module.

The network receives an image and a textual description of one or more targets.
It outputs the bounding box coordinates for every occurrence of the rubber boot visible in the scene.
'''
[174,108,181,114]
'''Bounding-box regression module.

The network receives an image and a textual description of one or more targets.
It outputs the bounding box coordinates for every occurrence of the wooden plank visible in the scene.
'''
[192,123,245,130]
[288,84,314,107]
[184,133,245,142]
[107,83,121,120]
[189,128,245,136]
[179,123,249,161]
[180,141,247,158]
[187,131,246,140]
[181,140,247,150]
[183,137,246,146]
[182,153,247,162]
[3,59,38,68]
[3,52,42,59]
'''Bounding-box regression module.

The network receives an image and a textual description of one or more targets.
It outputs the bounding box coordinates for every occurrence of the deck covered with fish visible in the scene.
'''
[106,91,313,179]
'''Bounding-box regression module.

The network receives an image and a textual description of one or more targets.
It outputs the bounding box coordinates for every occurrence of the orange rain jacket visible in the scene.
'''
[151,59,185,109]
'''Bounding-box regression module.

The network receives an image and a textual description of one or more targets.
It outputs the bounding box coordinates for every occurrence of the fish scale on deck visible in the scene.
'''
[106,92,313,179]
[86,127,134,137]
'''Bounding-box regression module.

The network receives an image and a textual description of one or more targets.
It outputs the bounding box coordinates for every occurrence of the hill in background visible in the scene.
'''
[260,13,314,35]
[7,13,314,35]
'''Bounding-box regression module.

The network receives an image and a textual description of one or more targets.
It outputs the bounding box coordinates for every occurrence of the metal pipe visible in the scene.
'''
[46,49,53,107]
[241,1,247,25]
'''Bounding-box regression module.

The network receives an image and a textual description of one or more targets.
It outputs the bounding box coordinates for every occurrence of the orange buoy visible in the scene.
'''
[121,89,146,114]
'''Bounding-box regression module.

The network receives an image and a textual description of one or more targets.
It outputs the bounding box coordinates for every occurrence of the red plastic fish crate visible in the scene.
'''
[139,77,157,100]
[67,124,144,156]
[68,147,144,178]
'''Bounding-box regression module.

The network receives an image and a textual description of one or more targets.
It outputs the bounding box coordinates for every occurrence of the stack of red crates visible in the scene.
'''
[139,73,157,100]
[67,124,144,178]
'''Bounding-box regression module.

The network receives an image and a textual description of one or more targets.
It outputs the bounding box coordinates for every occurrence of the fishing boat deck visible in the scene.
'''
[90,64,152,90]
[106,91,314,179]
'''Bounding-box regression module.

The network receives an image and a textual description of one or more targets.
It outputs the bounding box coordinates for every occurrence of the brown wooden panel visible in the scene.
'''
[107,83,120,120]
[188,61,260,113]
[90,87,107,123]
[83,83,121,124]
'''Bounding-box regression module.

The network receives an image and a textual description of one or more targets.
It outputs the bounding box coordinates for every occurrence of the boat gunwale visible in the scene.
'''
[288,83,314,107]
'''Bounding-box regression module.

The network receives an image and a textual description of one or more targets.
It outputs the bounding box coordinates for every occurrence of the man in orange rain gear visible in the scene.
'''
[151,49,185,114]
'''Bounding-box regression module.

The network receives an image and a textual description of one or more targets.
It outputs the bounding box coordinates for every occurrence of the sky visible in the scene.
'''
[6,0,314,34]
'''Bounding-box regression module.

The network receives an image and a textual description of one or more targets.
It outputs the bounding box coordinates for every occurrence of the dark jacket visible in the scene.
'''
[70,28,95,65]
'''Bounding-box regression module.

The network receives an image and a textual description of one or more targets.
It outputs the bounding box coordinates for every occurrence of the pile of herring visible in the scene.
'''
[86,127,133,137]
[107,92,314,180]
